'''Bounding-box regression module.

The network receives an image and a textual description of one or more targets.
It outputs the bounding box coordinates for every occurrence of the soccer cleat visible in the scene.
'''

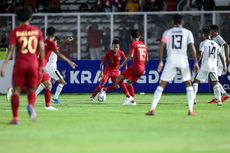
[6,87,13,102]
[145,110,155,116]
[217,101,223,106]
[52,98,64,104]
[187,110,197,116]
[89,97,95,102]
[221,95,229,102]
[44,106,58,111]
[123,96,134,105]
[123,101,137,106]
[27,105,37,122]
[9,118,19,125]
[208,98,216,104]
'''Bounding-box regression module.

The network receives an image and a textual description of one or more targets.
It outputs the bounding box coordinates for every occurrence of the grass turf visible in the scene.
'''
[0,93,230,153]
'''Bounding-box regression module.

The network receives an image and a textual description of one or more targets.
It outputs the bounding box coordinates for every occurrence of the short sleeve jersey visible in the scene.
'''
[129,40,148,71]
[199,39,220,71]
[9,24,44,62]
[45,38,59,68]
[161,27,194,58]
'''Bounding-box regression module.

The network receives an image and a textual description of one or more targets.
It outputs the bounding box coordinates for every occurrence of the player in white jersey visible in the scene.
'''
[146,14,199,116]
[208,25,230,103]
[193,27,226,106]
[36,27,76,104]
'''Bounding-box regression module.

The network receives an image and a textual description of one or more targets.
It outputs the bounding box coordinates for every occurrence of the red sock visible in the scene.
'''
[119,82,130,97]
[11,94,19,119]
[28,91,36,107]
[106,86,116,92]
[44,89,51,107]
[127,85,135,97]
[91,85,102,98]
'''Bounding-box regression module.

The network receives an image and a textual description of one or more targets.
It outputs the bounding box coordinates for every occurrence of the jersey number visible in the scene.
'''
[172,35,183,49]
[19,36,38,54]
[138,48,146,61]
[209,46,216,58]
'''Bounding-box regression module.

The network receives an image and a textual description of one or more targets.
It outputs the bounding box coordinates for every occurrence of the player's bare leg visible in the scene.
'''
[146,80,167,116]
[53,78,65,104]
[9,86,21,125]
[185,80,196,116]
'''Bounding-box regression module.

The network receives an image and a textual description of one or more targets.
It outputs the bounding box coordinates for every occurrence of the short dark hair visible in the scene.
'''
[16,7,32,22]
[112,39,119,45]
[202,27,211,35]
[130,29,140,39]
[210,25,219,32]
[173,14,183,25]
[46,27,56,35]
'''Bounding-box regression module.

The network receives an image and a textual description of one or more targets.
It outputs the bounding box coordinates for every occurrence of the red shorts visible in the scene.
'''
[12,60,39,89]
[101,70,119,84]
[122,66,144,83]
[41,72,50,82]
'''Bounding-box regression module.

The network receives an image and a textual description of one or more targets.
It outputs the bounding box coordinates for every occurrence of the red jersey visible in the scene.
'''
[9,24,44,63]
[44,38,59,61]
[102,49,126,76]
[129,40,148,71]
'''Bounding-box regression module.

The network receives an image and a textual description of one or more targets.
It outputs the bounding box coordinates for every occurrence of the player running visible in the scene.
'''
[90,39,130,101]
[193,27,226,106]
[0,7,46,125]
[208,25,230,103]
[146,14,199,116]
[103,30,148,106]
[35,27,77,104]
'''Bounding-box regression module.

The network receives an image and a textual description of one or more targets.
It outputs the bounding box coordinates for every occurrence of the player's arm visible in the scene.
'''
[197,50,202,62]
[38,40,46,74]
[58,36,73,46]
[219,53,227,73]
[0,45,15,77]
[223,42,230,64]
[120,52,127,69]
[157,41,165,72]
[189,43,199,73]
[56,51,77,69]
[119,54,133,69]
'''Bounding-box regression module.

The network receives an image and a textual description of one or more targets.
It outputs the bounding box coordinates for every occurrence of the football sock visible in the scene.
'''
[44,89,51,107]
[92,85,102,98]
[218,82,227,95]
[150,86,164,110]
[193,83,198,99]
[186,86,194,112]
[11,94,19,119]
[106,86,116,92]
[127,85,135,97]
[213,84,221,101]
[119,82,130,97]
[54,84,64,100]
[36,83,45,95]
[28,91,36,107]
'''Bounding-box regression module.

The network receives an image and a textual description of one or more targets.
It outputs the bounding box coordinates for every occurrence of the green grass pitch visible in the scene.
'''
[0,93,230,153]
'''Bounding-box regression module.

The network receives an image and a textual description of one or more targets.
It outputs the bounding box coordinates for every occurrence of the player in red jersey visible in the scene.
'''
[36,27,76,108]
[104,30,148,106]
[90,39,131,101]
[0,7,46,125]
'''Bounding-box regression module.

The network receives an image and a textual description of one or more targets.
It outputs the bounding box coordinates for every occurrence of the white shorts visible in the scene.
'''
[47,69,63,81]
[160,62,191,82]
[217,66,226,76]
[195,70,218,82]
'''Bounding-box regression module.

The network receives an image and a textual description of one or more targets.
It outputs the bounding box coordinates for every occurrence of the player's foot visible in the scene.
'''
[187,110,197,116]
[52,98,64,104]
[217,101,223,106]
[208,98,217,104]
[145,110,155,116]
[44,106,58,111]
[6,87,13,102]
[9,118,19,125]
[194,99,197,105]
[124,101,137,106]
[123,96,135,106]
[221,95,229,102]
[27,105,37,122]
[89,97,95,102]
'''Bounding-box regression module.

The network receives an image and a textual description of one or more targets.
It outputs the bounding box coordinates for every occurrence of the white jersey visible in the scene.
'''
[213,35,226,67]
[199,39,220,72]
[46,52,58,71]
[162,26,194,68]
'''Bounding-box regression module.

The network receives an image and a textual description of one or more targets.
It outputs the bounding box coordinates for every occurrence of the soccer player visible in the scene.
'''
[208,25,230,103]
[193,27,226,106]
[146,14,199,116]
[104,30,148,106]
[35,27,77,104]
[90,39,130,101]
[0,7,46,125]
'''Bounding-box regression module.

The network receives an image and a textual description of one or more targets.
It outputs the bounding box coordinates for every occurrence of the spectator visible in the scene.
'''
[203,0,215,10]
[79,3,89,12]
[102,27,111,52]
[48,0,60,12]
[125,0,140,12]
[87,24,102,60]
[24,0,38,12]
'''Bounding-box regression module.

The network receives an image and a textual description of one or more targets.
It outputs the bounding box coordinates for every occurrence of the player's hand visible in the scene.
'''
[0,63,6,77]
[67,36,74,42]
[39,67,46,75]
[100,73,104,79]
[157,61,164,72]
[193,62,199,73]
[69,61,77,69]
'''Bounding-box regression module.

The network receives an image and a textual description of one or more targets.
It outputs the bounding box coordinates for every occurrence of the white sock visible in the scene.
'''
[54,84,64,99]
[218,82,226,95]
[213,84,221,101]
[36,83,45,95]
[150,86,164,110]
[193,83,198,100]
[186,86,194,112]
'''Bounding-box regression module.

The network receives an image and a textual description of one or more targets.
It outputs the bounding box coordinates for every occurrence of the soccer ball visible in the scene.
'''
[97,91,106,102]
